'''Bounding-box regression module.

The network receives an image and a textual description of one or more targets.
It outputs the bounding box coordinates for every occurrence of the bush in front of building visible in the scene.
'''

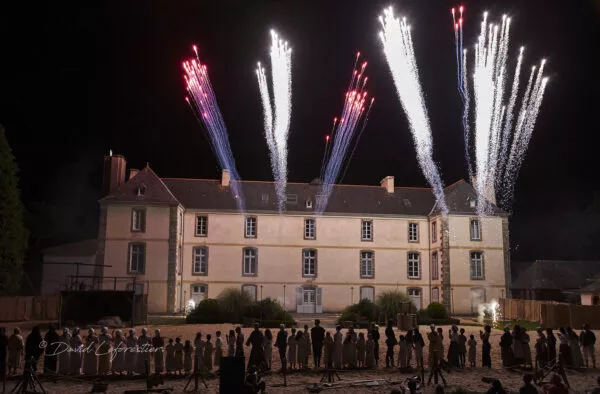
[426,302,448,319]
[218,288,254,323]
[186,298,223,323]
[337,299,380,327]
[243,297,295,324]
[376,290,416,322]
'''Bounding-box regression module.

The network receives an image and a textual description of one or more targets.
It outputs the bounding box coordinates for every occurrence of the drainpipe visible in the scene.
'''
[428,217,432,305]
[179,207,185,313]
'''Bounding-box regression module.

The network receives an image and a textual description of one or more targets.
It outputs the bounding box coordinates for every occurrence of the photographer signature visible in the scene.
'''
[38,341,160,361]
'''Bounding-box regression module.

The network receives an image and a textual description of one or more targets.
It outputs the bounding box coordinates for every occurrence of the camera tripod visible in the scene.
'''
[319,361,341,384]
[184,352,208,393]
[534,359,569,389]
[11,358,46,394]
[427,357,446,387]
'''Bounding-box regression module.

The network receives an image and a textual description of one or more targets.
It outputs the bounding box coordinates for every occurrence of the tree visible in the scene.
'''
[0,125,28,295]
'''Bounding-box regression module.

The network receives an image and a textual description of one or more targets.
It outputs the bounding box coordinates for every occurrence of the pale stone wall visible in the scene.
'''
[41,255,96,295]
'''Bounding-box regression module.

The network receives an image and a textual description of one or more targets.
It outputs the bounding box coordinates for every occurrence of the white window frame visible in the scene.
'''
[408,222,419,242]
[470,251,484,279]
[129,243,146,273]
[431,251,439,280]
[431,221,437,243]
[303,288,316,305]
[360,250,374,278]
[245,217,257,238]
[302,249,317,277]
[361,220,373,241]
[304,218,316,240]
[470,219,481,241]
[242,284,257,301]
[192,247,208,275]
[195,216,208,237]
[408,288,422,310]
[131,208,146,232]
[407,252,420,279]
[242,248,258,276]
[360,286,375,302]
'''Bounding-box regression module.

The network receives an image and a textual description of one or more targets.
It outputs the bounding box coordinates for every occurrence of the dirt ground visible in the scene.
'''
[3,323,600,393]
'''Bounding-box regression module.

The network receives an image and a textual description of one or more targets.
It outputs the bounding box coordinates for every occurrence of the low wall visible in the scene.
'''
[0,296,60,322]
[499,298,600,329]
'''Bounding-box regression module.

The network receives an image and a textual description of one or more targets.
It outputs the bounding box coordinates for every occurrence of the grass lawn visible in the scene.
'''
[496,319,540,332]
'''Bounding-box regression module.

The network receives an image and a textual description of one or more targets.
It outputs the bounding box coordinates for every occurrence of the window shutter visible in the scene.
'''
[296,287,303,307]
[316,288,322,306]
[315,250,318,277]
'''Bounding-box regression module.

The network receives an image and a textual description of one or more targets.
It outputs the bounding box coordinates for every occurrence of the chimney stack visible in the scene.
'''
[380,176,394,193]
[102,154,126,196]
[129,168,139,180]
[221,169,231,187]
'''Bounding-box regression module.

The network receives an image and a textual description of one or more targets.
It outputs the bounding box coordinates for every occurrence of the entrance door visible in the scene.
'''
[296,286,322,313]
[191,284,207,305]
[471,288,486,314]
[408,288,421,310]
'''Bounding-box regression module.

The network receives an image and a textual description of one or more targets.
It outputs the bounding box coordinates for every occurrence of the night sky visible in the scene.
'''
[1,0,599,261]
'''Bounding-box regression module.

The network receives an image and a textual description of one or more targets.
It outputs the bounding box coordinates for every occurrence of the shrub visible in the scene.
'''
[376,290,415,321]
[186,298,222,324]
[218,288,253,323]
[426,302,448,319]
[244,297,294,322]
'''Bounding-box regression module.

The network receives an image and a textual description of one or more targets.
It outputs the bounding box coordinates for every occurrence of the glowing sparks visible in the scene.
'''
[183,48,245,212]
[316,54,374,214]
[478,299,501,326]
[456,9,549,214]
[256,30,292,213]
[379,6,448,216]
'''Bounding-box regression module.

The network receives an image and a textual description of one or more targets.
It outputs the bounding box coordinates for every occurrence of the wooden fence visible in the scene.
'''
[0,296,61,322]
[499,298,600,329]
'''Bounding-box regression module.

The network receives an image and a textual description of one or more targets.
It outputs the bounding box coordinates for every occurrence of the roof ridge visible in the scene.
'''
[145,167,181,204]
[163,177,432,189]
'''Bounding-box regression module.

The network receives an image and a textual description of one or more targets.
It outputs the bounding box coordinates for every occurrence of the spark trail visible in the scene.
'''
[456,9,549,214]
[316,53,374,214]
[183,46,245,212]
[256,30,292,213]
[379,7,449,216]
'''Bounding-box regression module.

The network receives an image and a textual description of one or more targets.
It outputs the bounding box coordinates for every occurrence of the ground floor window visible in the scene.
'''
[296,286,322,313]
[242,284,257,301]
[191,284,208,304]
[360,286,375,302]
[408,288,422,310]
[432,287,439,303]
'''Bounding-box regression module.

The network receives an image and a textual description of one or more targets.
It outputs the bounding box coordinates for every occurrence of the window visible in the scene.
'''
[128,243,146,273]
[360,251,374,278]
[408,252,420,279]
[408,288,422,310]
[408,223,419,242]
[304,218,316,240]
[470,251,484,279]
[431,251,439,280]
[302,249,317,277]
[360,286,375,302]
[242,284,257,301]
[191,284,207,304]
[131,208,146,232]
[261,193,269,203]
[192,247,208,275]
[195,216,208,237]
[470,219,481,241]
[245,217,257,238]
[286,194,298,204]
[361,220,373,241]
[303,288,316,304]
[432,287,439,303]
[431,221,437,243]
[243,248,258,276]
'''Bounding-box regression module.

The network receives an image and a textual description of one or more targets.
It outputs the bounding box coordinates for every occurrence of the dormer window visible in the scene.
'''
[306,200,313,209]
[136,184,147,197]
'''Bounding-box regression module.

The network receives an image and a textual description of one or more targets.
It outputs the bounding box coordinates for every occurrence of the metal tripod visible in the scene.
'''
[184,352,208,393]
[11,358,46,394]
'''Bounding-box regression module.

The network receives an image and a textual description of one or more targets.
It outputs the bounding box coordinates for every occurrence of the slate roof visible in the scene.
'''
[43,239,98,257]
[102,165,505,217]
[580,274,600,293]
[512,260,600,290]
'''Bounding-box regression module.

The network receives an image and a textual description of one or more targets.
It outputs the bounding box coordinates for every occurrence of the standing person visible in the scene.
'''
[227,330,235,357]
[25,326,43,372]
[365,332,375,369]
[97,327,112,375]
[369,323,380,366]
[214,331,223,370]
[519,373,538,394]
[332,326,343,369]
[235,327,245,358]
[165,338,175,375]
[448,326,460,368]
[436,328,445,361]
[512,325,525,366]
[0,327,8,393]
[405,329,414,368]
[263,329,272,370]
[566,327,582,369]
[458,328,467,368]
[398,335,407,369]
[8,328,24,375]
[467,334,477,367]
[302,325,312,369]
[152,329,165,375]
[413,328,425,369]
[296,330,305,369]
[385,320,397,368]
[580,323,596,368]
[112,330,126,375]
[125,329,137,376]
[546,329,557,364]
[348,327,357,369]
[58,327,71,375]
[43,324,60,374]
[427,325,440,369]
[274,325,288,370]
[557,327,571,367]
[323,332,333,368]
[83,328,99,376]
[356,332,366,368]
[535,328,548,371]
[246,323,265,370]
[183,340,193,375]
[203,334,213,372]
[288,328,297,370]
[69,327,83,375]
[500,327,514,367]
[311,319,325,368]
[174,337,184,375]
[522,329,533,369]
[137,328,150,375]
[194,332,204,373]
[481,325,492,368]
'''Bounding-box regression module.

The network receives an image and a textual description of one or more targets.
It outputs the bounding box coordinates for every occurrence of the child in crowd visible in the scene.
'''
[204,334,213,371]
[398,335,407,369]
[288,328,297,370]
[468,334,477,368]
[458,328,467,368]
[356,332,366,368]
[183,340,193,374]
[214,331,223,370]
[365,332,375,369]
[165,338,175,375]
[174,337,184,375]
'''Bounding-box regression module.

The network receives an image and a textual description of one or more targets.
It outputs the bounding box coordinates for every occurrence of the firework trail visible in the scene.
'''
[379,7,449,216]
[183,46,245,212]
[316,53,374,214]
[256,30,292,213]
[457,10,549,214]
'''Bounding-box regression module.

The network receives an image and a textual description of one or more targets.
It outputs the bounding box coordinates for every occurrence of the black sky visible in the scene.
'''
[1,0,599,261]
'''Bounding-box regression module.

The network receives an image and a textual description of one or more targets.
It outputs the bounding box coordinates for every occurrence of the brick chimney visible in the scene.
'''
[102,153,126,196]
[221,169,231,187]
[380,176,394,193]
[129,168,139,180]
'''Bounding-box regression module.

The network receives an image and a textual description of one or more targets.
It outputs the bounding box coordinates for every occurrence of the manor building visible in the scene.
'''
[96,154,510,314]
